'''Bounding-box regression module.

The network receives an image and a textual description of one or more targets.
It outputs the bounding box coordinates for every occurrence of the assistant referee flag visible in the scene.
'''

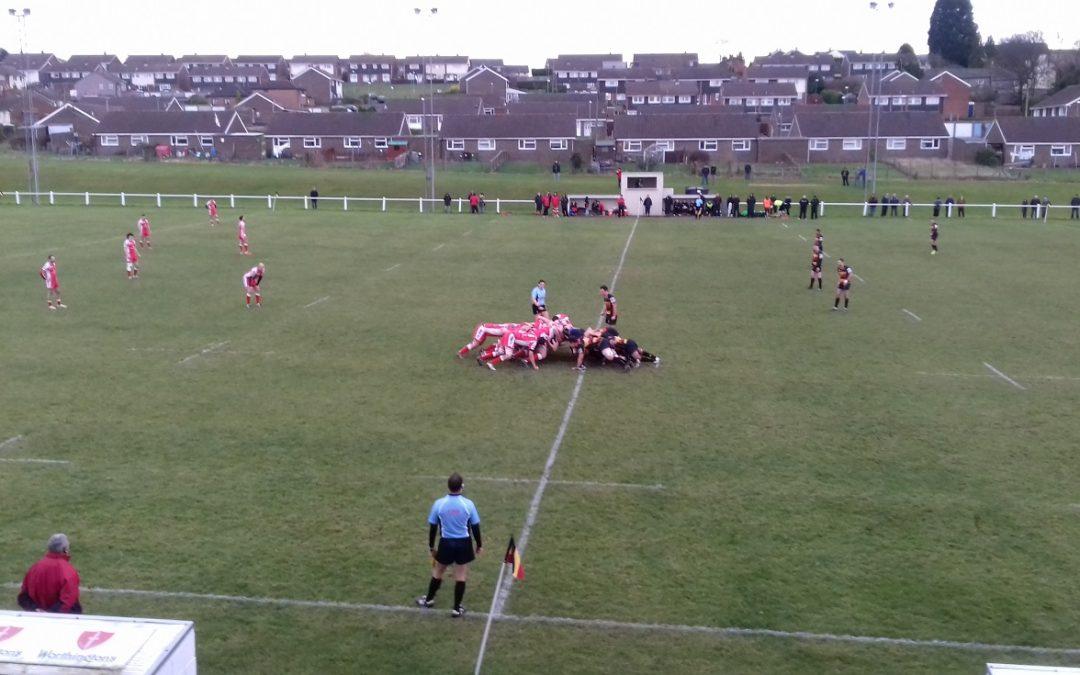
[504,537,525,581]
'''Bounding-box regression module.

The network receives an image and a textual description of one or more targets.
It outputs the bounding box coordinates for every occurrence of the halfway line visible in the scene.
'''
[901,309,922,322]
[475,216,641,675]
[983,362,1027,391]
[11,583,1080,658]
[413,474,663,491]
[177,341,229,365]
[304,296,330,308]
[0,458,71,465]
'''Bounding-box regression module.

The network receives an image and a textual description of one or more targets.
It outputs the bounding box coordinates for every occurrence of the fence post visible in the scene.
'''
[121,192,126,207]
[193,194,198,208]
[85,192,90,206]
[343,196,348,211]
[992,203,997,218]
[14,191,20,205]
[267,195,272,209]
[304,196,309,210]
[458,198,463,213]
[49,191,54,205]
[946,204,952,218]
[156,193,162,208]
[382,197,387,212]
[496,198,501,213]
[230,194,235,209]
[862,202,867,217]
[820,202,825,216]
[419,198,423,213]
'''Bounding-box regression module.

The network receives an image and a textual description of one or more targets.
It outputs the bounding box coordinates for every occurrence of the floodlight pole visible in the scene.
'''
[864,1,895,199]
[10,7,40,205]
[414,7,438,210]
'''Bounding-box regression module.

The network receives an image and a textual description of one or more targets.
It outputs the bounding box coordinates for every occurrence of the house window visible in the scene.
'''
[1014,144,1035,157]
[130,134,148,146]
[303,137,321,148]
[549,139,568,150]
[746,98,759,106]
[731,139,751,152]
[709,79,724,86]
[624,140,642,151]
[809,139,829,151]
[699,140,718,151]
[779,123,793,133]
[1051,144,1071,157]
[655,140,674,151]
[171,135,188,146]
[200,136,214,147]
[842,138,862,151]
[374,138,389,149]
[477,138,496,151]
[604,80,618,88]
[446,139,464,150]
[518,139,537,150]
[926,96,941,106]
[891,96,905,105]
[907,96,922,105]
[632,96,645,104]
[677,96,691,103]
[886,138,907,150]
[648,96,661,104]
[344,137,361,148]
[920,138,940,150]
[272,137,290,148]
[661,95,675,104]
[101,135,119,147]
[406,114,422,126]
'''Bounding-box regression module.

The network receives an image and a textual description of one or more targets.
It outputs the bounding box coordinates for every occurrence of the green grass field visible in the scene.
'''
[2,178,1080,673]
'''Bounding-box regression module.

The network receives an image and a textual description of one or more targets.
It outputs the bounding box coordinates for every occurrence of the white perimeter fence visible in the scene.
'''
[1,190,1077,221]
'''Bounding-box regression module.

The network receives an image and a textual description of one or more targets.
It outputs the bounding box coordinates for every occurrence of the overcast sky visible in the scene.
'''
[1,0,1076,66]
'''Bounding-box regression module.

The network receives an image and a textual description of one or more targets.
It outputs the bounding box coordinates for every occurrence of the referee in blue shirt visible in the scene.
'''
[416,473,482,617]
[531,280,548,318]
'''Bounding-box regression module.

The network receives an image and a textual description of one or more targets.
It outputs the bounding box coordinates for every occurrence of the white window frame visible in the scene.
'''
[549,139,568,150]
[709,79,724,86]
[842,138,862,151]
[303,137,321,149]
[746,97,759,106]
[907,96,923,105]
[130,134,148,146]
[624,140,642,151]
[406,114,422,126]
[886,138,906,151]
[648,95,661,104]
[779,123,793,133]
[343,136,361,148]
[920,138,941,150]
[272,137,290,148]
[518,139,537,151]
[761,97,775,106]
[778,98,792,106]
[170,135,188,146]
[631,95,645,104]
[699,140,718,151]
[604,79,618,88]
[809,139,829,151]
[891,96,905,105]
[477,138,496,151]
[101,134,119,147]
[374,138,389,149]
[661,95,676,104]
[677,95,691,103]
[1014,144,1035,157]
[731,139,751,152]
[1050,144,1071,157]
[446,138,464,151]
[200,135,214,147]
[655,140,674,151]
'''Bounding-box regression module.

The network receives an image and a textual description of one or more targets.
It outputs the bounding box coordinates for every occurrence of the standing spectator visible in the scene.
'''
[744,163,752,181]
[1041,195,1051,220]
[478,193,486,214]
[309,187,319,210]
[1020,199,1028,219]
[762,195,773,218]
[416,473,482,618]
[782,197,792,217]
[841,167,850,186]
[903,195,912,217]
[694,193,704,219]
[798,195,809,220]
[880,195,888,217]
[531,280,548,317]
[746,193,756,218]
[443,192,452,213]
[732,195,741,218]
[583,196,591,216]
[615,166,623,190]
[550,193,560,218]
[18,533,81,614]
[552,160,561,182]
[663,195,673,216]
[469,192,479,214]
[945,195,955,218]
[616,195,627,217]
[867,194,878,216]
[1030,195,1040,219]
[890,194,900,216]
[857,167,866,187]
[542,192,551,217]
[1070,194,1080,219]
[810,195,821,220]
[957,195,966,218]
[560,193,569,217]
[932,196,942,218]
[643,195,653,216]
[700,165,710,188]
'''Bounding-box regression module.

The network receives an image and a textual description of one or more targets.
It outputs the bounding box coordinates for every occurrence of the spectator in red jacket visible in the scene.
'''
[18,533,82,614]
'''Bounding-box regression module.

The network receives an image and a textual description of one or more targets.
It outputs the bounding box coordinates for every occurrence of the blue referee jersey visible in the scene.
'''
[428,494,480,539]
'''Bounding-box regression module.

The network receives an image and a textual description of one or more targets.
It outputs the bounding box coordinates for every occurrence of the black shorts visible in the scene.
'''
[532,304,546,315]
[604,314,617,325]
[435,537,475,566]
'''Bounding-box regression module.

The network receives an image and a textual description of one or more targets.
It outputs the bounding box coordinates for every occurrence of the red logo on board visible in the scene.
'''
[77,631,114,650]
[0,626,22,642]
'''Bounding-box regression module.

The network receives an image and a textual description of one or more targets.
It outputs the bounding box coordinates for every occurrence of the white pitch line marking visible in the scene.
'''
[852,272,867,283]
[177,341,229,365]
[798,234,807,241]
[901,309,922,322]
[6,583,1078,658]
[0,458,71,465]
[304,296,330,308]
[384,263,400,272]
[0,435,24,451]
[781,222,789,229]
[414,475,664,491]
[463,230,472,237]
[432,243,445,251]
[475,216,641,675]
[822,252,832,258]
[983,362,1027,391]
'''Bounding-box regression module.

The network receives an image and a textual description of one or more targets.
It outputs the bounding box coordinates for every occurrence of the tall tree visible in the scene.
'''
[996,32,1049,113]
[897,43,924,78]
[928,0,982,66]
[983,36,998,62]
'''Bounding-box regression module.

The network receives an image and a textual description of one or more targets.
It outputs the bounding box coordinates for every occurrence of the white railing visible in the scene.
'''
[1,191,1077,221]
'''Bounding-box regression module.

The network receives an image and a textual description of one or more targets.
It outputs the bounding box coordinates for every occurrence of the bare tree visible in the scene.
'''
[995,32,1049,113]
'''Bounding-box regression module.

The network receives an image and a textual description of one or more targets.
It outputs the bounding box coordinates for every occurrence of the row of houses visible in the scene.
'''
[32,103,1080,169]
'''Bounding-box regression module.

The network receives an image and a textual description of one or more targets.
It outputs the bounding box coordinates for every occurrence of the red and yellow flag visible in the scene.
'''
[504,537,525,581]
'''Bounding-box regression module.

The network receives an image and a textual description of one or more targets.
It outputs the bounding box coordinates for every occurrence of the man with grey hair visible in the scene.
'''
[18,533,82,613]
